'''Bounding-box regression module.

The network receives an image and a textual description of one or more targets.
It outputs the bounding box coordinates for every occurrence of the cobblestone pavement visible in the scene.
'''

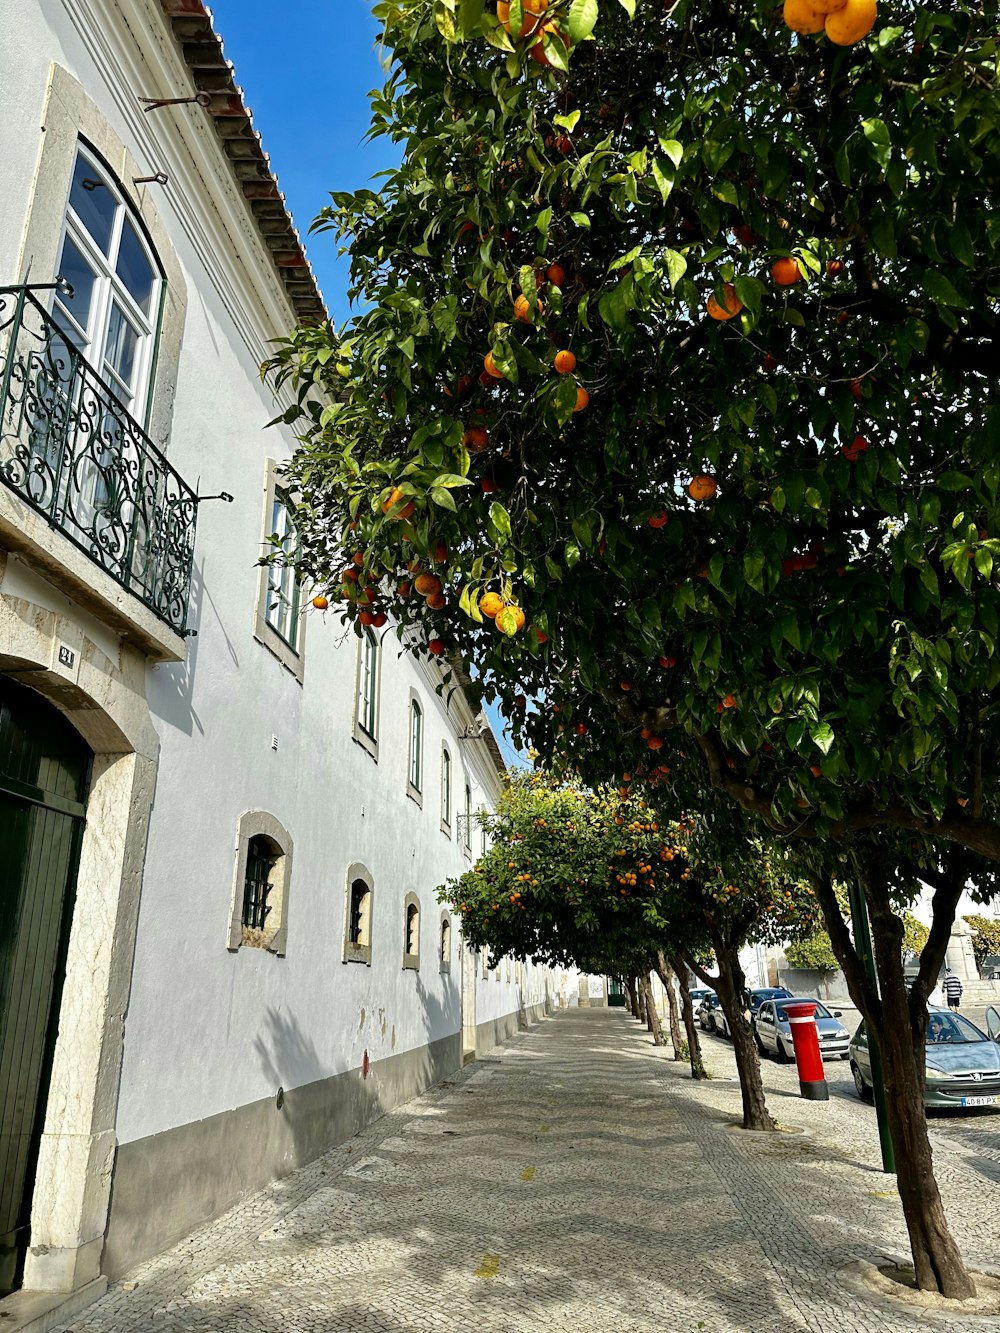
[57,1009,1000,1333]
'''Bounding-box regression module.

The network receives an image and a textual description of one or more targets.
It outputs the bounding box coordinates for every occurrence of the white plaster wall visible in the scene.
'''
[0,0,553,1149]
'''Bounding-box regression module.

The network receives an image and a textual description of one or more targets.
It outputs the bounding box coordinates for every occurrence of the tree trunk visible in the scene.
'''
[686,940,774,1131]
[624,975,639,1018]
[640,973,666,1045]
[636,976,647,1025]
[669,951,707,1079]
[813,850,976,1298]
[655,951,684,1060]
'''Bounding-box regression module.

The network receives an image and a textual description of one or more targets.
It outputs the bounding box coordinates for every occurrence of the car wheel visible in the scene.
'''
[851,1062,874,1102]
[775,1038,791,1063]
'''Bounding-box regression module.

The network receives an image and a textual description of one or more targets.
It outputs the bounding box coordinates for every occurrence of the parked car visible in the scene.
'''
[849,1007,1000,1109]
[714,1003,733,1039]
[697,993,721,1031]
[746,986,793,1020]
[688,987,714,1015]
[982,955,1000,981]
[754,997,851,1062]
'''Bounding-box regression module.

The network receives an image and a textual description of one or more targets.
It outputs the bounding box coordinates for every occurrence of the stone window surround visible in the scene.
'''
[352,628,380,761]
[343,862,374,966]
[253,461,306,682]
[402,891,420,971]
[439,912,452,974]
[406,687,423,806]
[227,811,293,955]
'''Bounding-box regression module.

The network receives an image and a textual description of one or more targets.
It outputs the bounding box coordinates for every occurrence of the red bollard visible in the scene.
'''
[783,1000,829,1101]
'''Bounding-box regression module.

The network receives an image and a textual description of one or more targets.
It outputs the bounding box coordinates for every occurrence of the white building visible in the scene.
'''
[0,2,561,1323]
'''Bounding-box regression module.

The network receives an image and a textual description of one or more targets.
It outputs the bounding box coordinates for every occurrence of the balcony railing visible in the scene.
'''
[0,285,197,635]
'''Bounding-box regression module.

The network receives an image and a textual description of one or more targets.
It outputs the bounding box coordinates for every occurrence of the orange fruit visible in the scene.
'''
[372,611,388,628]
[771,256,804,286]
[514,294,542,322]
[483,351,504,378]
[414,573,443,596]
[547,263,566,287]
[382,486,415,520]
[359,610,376,626]
[495,606,526,634]
[782,0,825,32]
[342,567,358,583]
[479,591,505,618]
[687,473,718,502]
[497,0,547,37]
[828,259,845,277]
[311,595,329,610]
[428,638,446,656]
[425,592,447,610]
[529,21,568,65]
[574,385,589,412]
[810,764,822,777]
[706,283,743,321]
[463,426,489,452]
[825,0,876,44]
[554,350,577,374]
[648,511,669,529]
[397,581,411,598]
[722,693,737,709]
[434,540,449,564]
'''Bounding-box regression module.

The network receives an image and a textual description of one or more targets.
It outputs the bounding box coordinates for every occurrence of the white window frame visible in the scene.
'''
[53,143,162,427]
[254,460,307,681]
[226,811,293,956]
[343,862,374,965]
[407,690,423,804]
[353,628,380,759]
[440,744,452,835]
[440,914,452,974]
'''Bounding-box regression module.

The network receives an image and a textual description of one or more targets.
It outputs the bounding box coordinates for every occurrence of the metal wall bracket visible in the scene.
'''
[139,92,212,113]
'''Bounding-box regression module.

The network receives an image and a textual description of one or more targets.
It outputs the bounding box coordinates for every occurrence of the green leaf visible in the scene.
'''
[617,0,636,16]
[937,471,973,491]
[430,486,457,511]
[567,0,599,44]
[432,473,473,489]
[924,269,968,309]
[658,139,683,170]
[489,501,512,542]
[810,722,834,755]
[743,549,766,593]
[553,110,582,133]
[664,250,687,289]
[569,211,591,229]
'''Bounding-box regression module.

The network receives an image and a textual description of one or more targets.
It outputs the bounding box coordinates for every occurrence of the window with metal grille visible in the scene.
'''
[403,892,420,969]
[348,879,371,947]
[242,835,279,931]
[264,489,301,652]
[440,916,451,968]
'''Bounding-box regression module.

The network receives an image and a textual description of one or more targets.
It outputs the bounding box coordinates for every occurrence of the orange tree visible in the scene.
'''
[440,770,819,1130]
[270,0,1000,1295]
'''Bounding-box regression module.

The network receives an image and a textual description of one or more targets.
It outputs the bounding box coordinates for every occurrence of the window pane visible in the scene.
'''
[410,702,422,788]
[116,217,156,314]
[103,302,139,390]
[68,155,116,256]
[264,493,301,652]
[54,234,98,335]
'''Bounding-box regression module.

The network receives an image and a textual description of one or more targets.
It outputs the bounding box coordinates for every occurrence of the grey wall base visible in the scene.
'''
[103,1031,461,1281]
[475,1001,548,1056]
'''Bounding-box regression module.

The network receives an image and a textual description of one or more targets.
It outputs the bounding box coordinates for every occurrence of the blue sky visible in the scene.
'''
[210,0,399,325]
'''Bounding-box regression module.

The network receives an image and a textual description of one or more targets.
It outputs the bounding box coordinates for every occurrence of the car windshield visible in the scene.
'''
[774,1001,832,1021]
[926,1013,986,1045]
[753,989,790,1003]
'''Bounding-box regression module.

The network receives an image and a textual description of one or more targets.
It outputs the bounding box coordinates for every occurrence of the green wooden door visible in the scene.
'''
[0,677,90,1297]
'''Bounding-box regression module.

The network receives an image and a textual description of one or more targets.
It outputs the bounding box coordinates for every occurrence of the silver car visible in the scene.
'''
[754,997,851,1062]
[850,1006,1000,1109]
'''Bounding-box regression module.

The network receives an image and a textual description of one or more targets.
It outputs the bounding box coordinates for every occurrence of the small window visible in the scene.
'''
[263,489,301,652]
[463,783,472,851]
[440,915,452,973]
[228,812,293,954]
[441,746,452,833]
[403,893,420,970]
[343,864,374,965]
[254,462,307,680]
[353,629,380,758]
[407,696,423,800]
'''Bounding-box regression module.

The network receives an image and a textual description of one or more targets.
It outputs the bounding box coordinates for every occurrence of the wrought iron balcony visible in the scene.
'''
[0,286,197,635]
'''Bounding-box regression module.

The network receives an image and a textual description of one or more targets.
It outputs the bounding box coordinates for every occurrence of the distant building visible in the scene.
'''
[0,2,562,1320]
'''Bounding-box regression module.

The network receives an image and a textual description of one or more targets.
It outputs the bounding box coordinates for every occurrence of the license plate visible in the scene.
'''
[961,1095,999,1107]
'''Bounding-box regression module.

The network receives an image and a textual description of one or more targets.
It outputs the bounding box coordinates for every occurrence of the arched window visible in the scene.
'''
[228,812,293,954]
[463,782,472,850]
[403,892,420,970]
[440,915,452,973]
[353,629,379,757]
[54,145,162,423]
[343,863,374,965]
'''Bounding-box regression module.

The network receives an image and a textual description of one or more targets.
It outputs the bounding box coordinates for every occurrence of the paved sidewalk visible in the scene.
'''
[56,1009,997,1333]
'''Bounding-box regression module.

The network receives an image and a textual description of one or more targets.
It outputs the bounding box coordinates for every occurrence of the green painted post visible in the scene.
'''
[847,881,896,1174]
